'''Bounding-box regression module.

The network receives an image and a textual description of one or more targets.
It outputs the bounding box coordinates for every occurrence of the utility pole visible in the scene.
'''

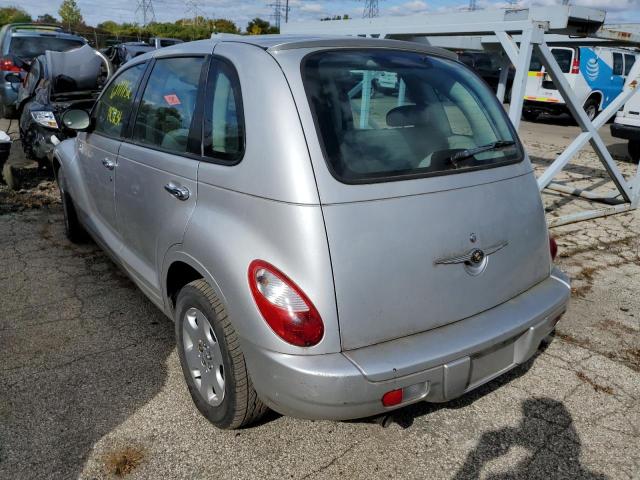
[363,0,379,18]
[186,0,203,26]
[135,0,156,26]
[468,0,477,11]
[268,0,286,30]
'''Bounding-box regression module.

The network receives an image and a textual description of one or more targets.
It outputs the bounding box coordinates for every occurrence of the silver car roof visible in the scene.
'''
[135,34,456,61]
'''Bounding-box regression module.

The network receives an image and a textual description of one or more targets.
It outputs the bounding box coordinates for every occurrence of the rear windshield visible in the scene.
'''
[529,48,573,73]
[302,50,522,183]
[9,36,84,59]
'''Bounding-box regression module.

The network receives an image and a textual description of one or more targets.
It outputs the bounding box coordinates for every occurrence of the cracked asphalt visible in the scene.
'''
[1,118,639,479]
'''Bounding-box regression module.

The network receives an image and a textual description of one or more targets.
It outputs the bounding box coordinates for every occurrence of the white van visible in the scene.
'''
[524,46,639,121]
[611,89,640,163]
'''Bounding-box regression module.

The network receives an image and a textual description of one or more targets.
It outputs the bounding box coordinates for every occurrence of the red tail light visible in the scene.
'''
[0,57,21,73]
[549,236,558,262]
[570,50,580,74]
[248,260,324,347]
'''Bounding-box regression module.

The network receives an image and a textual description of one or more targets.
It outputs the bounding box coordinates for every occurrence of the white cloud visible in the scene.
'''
[300,3,326,14]
[386,0,430,15]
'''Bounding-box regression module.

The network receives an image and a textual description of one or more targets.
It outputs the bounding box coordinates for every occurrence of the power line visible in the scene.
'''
[135,0,156,26]
[186,0,205,26]
[268,0,290,29]
[363,0,379,18]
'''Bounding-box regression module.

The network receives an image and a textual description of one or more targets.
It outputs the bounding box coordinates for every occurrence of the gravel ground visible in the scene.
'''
[0,117,638,479]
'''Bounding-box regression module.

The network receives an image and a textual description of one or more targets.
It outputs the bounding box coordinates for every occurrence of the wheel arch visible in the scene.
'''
[585,90,604,110]
[162,249,228,320]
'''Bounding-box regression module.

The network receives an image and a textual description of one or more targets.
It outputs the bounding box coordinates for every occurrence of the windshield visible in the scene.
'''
[302,49,522,183]
[9,36,84,59]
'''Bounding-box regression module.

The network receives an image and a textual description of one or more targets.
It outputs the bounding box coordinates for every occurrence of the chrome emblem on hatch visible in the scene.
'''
[469,248,485,265]
[434,241,509,266]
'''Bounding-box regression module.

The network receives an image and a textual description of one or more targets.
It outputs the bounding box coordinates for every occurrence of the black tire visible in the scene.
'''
[583,98,599,122]
[57,167,88,243]
[21,126,37,160]
[175,279,267,429]
[0,103,16,119]
[629,140,640,164]
[523,110,539,122]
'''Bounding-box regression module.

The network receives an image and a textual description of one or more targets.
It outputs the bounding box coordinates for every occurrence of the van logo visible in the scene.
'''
[434,241,509,266]
[586,58,599,82]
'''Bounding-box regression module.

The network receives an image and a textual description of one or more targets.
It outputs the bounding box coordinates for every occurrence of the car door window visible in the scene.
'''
[613,53,624,76]
[624,54,636,76]
[93,63,146,138]
[203,58,245,162]
[132,56,206,154]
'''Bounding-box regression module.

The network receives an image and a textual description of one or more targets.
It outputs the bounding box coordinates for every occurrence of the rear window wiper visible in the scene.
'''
[447,140,516,168]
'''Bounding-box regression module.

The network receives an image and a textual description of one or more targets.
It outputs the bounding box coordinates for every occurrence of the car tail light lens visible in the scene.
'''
[549,236,558,262]
[382,389,403,407]
[248,260,324,347]
[0,57,21,73]
[570,57,580,74]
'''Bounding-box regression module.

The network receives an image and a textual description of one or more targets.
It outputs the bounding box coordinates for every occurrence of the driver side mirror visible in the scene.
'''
[5,73,21,84]
[61,109,92,132]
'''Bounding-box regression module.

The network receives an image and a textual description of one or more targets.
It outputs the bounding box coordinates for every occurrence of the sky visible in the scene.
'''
[17,0,640,31]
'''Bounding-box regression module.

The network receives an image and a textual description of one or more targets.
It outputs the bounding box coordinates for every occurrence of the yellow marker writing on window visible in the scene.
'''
[107,106,122,126]
[110,81,132,100]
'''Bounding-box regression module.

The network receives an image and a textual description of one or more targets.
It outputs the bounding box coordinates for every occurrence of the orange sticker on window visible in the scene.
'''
[164,94,181,106]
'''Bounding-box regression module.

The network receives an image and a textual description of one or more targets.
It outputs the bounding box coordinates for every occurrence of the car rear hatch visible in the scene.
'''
[297,48,552,350]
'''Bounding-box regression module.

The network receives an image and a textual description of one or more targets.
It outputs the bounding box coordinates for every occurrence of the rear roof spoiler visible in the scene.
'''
[9,23,70,34]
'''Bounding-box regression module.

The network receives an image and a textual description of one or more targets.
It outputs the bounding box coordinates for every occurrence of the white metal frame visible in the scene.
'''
[282,7,640,227]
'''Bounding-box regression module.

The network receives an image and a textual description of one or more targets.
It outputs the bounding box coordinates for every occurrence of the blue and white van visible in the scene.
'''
[523,46,639,121]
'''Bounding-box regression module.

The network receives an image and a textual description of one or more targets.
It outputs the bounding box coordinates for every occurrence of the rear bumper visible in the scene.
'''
[611,122,640,142]
[243,268,571,420]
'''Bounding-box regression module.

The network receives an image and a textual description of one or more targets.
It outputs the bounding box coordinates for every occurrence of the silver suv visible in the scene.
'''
[54,36,570,429]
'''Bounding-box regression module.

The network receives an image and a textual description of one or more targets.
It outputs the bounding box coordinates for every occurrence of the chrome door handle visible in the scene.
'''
[102,158,115,170]
[164,182,190,201]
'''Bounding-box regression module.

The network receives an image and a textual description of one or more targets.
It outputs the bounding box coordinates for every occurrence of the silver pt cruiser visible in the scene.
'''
[54,35,571,429]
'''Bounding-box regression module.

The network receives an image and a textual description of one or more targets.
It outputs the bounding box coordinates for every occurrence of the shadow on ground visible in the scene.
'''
[451,397,607,479]
[0,205,175,479]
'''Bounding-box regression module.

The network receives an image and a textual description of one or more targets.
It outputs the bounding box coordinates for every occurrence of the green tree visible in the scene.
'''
[246,17,277,35]
[58,0,83,29]
[36,13,59,24]
[211,18,238,34]
[0,7,32,26]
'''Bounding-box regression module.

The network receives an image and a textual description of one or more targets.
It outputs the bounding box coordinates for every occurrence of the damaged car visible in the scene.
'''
[9,44,111,164]
[102,41,156,70]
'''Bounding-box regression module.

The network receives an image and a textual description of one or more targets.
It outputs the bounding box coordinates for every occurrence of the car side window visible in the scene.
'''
[624,54,636,76]
[613,53,624,76]
[132,56,206,154]
[203,58,245,162]
[93,63,146,138]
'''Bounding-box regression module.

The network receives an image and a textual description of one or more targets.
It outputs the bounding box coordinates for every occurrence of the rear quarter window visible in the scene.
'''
[613,53,624,76]
[302,49,522,183]
[624,54,636,76]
